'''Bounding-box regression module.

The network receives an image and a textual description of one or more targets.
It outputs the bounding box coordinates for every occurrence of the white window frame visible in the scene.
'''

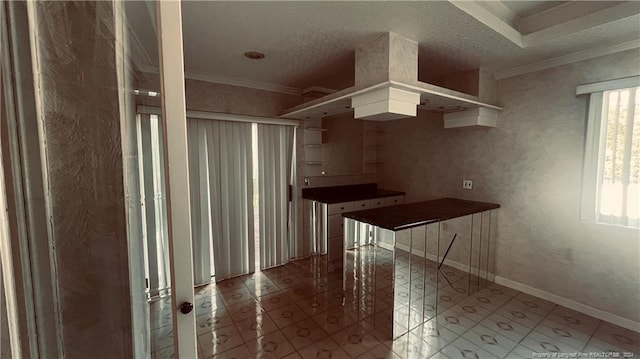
[579,76,640,228]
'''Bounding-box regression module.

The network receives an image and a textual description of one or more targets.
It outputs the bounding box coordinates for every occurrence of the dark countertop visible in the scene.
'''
[301,183,405,204]
[342,197,500,231]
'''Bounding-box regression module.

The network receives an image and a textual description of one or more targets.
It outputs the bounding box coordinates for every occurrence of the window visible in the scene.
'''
[581,81,640,228]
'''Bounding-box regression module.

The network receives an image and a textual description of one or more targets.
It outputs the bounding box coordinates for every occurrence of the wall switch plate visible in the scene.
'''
[463,179,473,190]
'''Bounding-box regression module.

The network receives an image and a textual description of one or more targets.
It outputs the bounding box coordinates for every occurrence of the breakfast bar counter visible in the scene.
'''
[342,197,500,230]
[341,197,500,340]
[302,183,405,204]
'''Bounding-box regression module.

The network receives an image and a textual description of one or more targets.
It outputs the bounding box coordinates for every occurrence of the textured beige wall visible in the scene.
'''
[377,49,640,323]
[136,75,301,117]
[322,113,366,175]
[32,2,133,357]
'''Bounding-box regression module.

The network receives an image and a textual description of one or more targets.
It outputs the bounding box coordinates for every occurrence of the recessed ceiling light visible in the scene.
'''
[244,51,265,60]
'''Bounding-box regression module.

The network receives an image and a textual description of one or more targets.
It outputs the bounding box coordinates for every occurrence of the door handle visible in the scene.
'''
[180,302,193,314]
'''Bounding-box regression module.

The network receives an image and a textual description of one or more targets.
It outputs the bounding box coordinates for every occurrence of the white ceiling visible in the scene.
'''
[127,1,640,94]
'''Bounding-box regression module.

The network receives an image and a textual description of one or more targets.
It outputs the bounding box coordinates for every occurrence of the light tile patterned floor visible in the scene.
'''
[150,247,639,359]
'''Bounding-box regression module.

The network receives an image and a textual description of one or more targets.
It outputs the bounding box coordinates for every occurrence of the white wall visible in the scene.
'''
[377,49,640,326]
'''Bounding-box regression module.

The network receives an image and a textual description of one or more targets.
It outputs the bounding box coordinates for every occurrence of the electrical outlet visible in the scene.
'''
[462,179,473,190]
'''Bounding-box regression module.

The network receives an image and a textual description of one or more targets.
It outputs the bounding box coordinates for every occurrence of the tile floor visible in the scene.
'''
[150,246,639,359]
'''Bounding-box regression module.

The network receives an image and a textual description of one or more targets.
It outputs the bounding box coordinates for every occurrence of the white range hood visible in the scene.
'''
[281,32,502,128]
[351,86,421,121]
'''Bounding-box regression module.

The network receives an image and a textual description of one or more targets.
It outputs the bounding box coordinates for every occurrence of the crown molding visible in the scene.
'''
[518,1,622,35]
[128,24,153,65]
[135,63,159,76]
[186,71,302,96]
[522,3,640,47]
[136,64,302,96]
[451,1,639,50]
[478,1,520,28]
[495,39,640,80]
[449,0,524,48]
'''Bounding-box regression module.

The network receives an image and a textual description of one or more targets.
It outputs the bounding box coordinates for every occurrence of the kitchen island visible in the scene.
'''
[341,197,499,339]
[302,183,405,269]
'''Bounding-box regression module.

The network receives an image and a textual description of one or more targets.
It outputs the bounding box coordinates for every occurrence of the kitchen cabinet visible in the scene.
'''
[302,183,405,270]
[384,195,404,206]
[352,199,372,210]
[327,201,355,214]
[308,194,405,270]
[370,198,386,208]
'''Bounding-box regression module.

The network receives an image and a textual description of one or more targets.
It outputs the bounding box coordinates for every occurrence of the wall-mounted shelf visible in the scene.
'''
[363,122,382,174]
[303,118,325,176]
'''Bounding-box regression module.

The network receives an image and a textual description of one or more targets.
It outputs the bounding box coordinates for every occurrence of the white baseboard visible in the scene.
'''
[382,243,639,333]
[377,241,394,252]
[494,275,640,333]
[391,244,495,280]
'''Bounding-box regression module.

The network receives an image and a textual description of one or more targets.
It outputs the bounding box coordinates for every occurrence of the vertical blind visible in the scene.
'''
[257,124,294,269]
[136,114,170,297]
[187,119,214,286]
[138,109,297,293]
[187,119,255,283]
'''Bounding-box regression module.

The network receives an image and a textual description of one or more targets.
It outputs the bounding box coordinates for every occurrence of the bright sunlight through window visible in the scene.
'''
[594,86,640,227]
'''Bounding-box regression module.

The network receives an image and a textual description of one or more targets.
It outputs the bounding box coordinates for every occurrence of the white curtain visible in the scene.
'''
[188,119,254,283]
[136,114,170,298]
[257,124,294,269]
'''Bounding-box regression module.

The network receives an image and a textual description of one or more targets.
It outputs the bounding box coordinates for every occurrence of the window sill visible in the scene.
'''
[580,220,640,235]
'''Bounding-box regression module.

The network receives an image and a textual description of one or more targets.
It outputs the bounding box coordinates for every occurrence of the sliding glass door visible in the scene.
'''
[188,118,256,282]
[186,118,297,280]
[141,112,297,286]
[256,124,296,269]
